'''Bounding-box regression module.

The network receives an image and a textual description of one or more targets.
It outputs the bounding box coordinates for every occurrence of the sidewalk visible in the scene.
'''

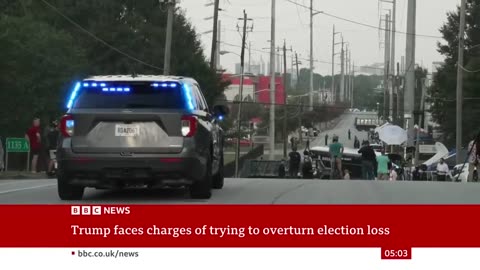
[0,171,46,180]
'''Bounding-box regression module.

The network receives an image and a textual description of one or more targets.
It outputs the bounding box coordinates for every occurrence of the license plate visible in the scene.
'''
[115,124,140,137]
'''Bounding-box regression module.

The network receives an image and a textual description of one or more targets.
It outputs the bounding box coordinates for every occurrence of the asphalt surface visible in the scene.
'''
[312,111,376,148]
[1,178,480,204]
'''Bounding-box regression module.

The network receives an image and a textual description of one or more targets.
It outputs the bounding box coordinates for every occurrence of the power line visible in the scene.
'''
[284,0,442,39]
[40,0,164,71]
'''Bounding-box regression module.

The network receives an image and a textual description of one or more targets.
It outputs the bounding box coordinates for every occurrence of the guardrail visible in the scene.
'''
[224,145,264,178]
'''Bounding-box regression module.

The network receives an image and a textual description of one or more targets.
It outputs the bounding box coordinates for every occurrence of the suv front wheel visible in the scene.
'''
[190,154,213,199]
[58,173,85,200]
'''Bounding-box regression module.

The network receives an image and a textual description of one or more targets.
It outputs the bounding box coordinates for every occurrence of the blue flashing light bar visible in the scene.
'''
[182,83,195,111]
[83,83,89,87]
[124,87,131,92]
[92,83,98,87]
[100,83,106,87]
[102,88,108,92]
[66,82,81,109]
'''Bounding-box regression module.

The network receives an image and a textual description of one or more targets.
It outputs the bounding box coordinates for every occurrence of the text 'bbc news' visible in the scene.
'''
[71,224,390,238]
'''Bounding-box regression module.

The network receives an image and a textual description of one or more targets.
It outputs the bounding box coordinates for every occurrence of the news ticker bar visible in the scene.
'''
[0,248,479,269]
[0,205,479,248]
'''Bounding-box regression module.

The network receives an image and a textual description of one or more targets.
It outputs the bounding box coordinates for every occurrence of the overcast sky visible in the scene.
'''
[178,0,457,75]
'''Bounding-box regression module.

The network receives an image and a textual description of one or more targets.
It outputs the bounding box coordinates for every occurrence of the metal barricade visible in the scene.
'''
[241,160,284,178]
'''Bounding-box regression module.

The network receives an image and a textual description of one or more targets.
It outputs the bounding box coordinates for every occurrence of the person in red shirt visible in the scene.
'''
[25,118,42,173]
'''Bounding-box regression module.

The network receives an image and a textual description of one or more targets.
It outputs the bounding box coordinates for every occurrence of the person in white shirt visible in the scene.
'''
[467,139,479,182]
[436,158,450,181]
[389,168,398,181]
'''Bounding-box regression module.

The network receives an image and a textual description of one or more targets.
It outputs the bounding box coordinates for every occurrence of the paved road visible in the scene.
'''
[1,178,480,204]
[312,111,376,148]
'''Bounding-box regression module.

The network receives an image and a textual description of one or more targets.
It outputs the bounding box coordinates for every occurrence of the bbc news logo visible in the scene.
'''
[71,206,131,215]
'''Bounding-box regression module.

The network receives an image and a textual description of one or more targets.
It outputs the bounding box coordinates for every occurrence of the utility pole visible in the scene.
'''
[405,0,416,147]
[210,0,220,70]
[248,41,252,73]
[456,0,466,164]
[390,1,396,119]
[345,44,349,102]
[331,25,336,104]
[283,40,288,158]
[163,0,175,75]
[332,27,341,104]
[383,13,390,119]
[216,20,221,69]
[295,52,300,90]
[414,78,426,165]
[309,0,314,111]
[234,10,249,178]
[269,0,276,160]
[351,62,355,108]
[340,37,345,103]
[396,62,403,126]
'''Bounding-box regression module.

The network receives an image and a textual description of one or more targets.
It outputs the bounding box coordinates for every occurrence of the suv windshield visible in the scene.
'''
[72,82,185,109]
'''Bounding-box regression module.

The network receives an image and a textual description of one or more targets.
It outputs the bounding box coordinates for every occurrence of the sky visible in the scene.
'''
[177,0,458,76]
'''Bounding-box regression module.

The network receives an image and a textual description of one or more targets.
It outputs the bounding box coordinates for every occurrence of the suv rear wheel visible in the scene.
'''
[212,152,224,189]
[58,174,85,200]
[190,154,213,199]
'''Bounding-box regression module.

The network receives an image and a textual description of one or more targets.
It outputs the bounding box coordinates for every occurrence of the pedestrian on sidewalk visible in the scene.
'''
[353,136,360,149]
[376,150,390,180]
[348,129,351,140]
[358,141,376,180]
[325,134,329,146]
[25,117,42,173]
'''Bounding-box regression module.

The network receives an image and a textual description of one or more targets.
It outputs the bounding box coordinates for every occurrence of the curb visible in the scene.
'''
[0,174,48,180]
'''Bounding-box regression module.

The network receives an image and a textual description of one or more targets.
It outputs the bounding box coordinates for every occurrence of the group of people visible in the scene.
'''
[24,117,59,175]
[357,141,397,180]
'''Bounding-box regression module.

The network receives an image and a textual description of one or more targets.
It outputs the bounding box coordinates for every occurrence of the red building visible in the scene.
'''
[221,74,285,105]
[256,76,285,105]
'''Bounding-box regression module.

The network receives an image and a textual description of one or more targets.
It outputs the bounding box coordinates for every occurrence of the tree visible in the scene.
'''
[429,0,480,147]
[0,15,87,138]
[0,1,227,137]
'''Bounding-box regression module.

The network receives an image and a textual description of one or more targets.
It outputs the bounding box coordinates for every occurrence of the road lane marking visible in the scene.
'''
[0,184,56,195]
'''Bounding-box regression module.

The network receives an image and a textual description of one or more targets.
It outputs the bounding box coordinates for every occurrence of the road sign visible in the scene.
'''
[4,138,30,172]
[419,145,436,154]
[6,138,30,153]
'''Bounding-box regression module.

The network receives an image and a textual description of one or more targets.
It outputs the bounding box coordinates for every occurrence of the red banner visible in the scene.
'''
[0,205,477,248]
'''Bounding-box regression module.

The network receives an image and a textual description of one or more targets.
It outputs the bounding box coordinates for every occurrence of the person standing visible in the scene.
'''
[389,167,398,181]
[436,158,449,181]
[288,146,301,178]
[46,120,59,176]
[348,129,351,140]
[376,150,390,180]
[329,135,344,179]
[467,137,479,182]
[325,134,329,146]
[25,117,42,173]
[358,141,376,180]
